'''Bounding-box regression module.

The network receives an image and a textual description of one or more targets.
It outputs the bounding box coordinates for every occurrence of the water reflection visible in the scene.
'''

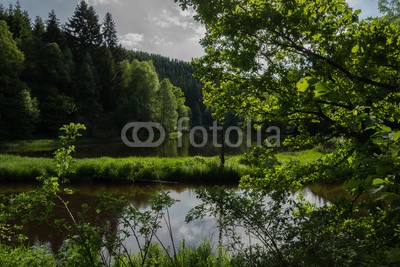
[4,134,253,158]
[0,183,345,253]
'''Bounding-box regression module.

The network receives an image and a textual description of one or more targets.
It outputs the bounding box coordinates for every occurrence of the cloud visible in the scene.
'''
[119,33,144,50]
[84,0,120,5]
[150,8,195,30]
[153,35,173,46]
[178,7,196,18]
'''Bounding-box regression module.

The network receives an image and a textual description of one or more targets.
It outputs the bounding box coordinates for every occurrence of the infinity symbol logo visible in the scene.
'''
[121,122,166,148]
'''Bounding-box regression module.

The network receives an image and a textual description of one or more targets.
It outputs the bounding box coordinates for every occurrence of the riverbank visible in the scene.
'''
[0,133,182,154]
[0,149,324,184]
[0,155,250,183]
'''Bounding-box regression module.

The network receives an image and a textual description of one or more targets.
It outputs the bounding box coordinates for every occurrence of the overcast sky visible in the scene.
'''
[0,0,380,61]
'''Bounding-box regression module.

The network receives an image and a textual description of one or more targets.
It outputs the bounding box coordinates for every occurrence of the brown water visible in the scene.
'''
[0,183,345,253]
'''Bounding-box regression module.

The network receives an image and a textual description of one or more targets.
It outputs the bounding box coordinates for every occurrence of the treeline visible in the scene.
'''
[127,51,212,127]
[0,1,207,140]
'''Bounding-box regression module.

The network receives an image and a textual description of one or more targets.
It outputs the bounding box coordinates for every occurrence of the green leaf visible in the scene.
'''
[351,45,359,53]
[314,82,330,97]
[372,178,385,186]
[312,33,322,41]
[380,125,392,133]
[296,76,313,92]
[378,192,400,202]
[394,131,400,141]
[387,248,400,264]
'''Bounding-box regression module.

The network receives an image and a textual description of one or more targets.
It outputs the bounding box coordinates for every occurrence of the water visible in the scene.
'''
[1,134,254,158]
[0,183,345,253]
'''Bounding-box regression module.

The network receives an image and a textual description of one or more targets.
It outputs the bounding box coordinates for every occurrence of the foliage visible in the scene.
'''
[0,244,55,267]
[114,241,232,267]
[127,50,211,126]
[116,59,190,131]
[0,1,203,139]
[173,0,400,265]
[187,186,400,266]
[186,187,291,265]
[0,20,39,139]
[156,79,179,132]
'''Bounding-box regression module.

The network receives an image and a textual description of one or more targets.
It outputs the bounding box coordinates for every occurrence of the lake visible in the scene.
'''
[0,183,345,253]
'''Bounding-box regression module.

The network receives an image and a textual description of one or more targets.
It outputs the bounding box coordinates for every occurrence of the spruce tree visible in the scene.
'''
[6,2,32,40]
[33,16,45,39]
[102,12,118,48]
[65,1,102,52]
[45,10,62,44]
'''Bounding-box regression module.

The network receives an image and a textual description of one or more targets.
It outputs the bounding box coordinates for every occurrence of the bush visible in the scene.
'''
[0,244,56,267]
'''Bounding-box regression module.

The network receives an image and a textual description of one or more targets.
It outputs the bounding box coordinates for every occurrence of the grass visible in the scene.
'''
[0,241,233,267]
[0,154,250,184]
[0,138,121,153]
[0,139,60,153]
[0,149,325,184]
[276,149,324,163]
[0,244,56,267]
[0,154,53,182]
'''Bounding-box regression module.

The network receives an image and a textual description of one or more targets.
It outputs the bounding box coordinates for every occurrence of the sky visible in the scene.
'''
[0,0,380,61]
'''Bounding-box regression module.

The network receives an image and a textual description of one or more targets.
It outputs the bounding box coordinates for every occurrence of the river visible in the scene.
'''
[0,183,345,253]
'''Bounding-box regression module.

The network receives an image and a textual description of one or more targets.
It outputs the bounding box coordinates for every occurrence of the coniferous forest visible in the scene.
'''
[0,1,208,140]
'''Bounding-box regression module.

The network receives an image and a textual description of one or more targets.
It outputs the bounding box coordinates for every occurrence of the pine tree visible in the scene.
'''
[6,2,32,40]
[33,16,45,39]
[65,1,102,52]
[45,10,63,44]
[0,4,6,21]
[94,47,116,111]
[102,12,118,48]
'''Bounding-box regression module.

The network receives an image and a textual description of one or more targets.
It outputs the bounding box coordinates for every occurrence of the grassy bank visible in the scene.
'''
[0,150,324,184]
[0,154,250,183]
[0,133,181,154]
[0,138,117,153]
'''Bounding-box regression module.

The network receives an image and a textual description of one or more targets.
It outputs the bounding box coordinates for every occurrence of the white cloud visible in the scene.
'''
[84,0,120,5]
[150,9,194,30]
[178,7,196,18]
[153,35,173,46]
[119,33,144,50]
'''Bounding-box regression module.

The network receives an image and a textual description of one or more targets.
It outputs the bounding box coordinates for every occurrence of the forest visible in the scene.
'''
[0,1,209,140]
[0,0,400,266]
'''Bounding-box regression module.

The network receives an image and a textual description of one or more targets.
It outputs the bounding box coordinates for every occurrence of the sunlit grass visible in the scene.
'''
[0,154,53,182]
[0,139,59,152]
[0,154,250,183]
[276,149,324,163]
[0,150,324,183]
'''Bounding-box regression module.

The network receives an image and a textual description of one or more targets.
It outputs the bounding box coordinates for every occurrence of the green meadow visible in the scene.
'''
[0,150,324,183]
